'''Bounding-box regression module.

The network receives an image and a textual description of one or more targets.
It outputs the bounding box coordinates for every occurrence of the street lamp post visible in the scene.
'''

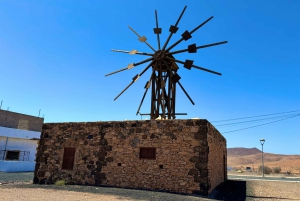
[260,138,265,177]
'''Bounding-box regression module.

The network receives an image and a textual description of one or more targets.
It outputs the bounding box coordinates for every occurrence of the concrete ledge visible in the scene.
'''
[0,126,41,139]
[0,161,36,172]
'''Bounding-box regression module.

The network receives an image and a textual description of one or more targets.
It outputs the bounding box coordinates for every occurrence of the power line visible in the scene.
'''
[215,113,300,127]
[221,113,300,134]
[211,109,300,123]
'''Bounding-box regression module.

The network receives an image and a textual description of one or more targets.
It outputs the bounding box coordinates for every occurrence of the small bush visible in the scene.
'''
[55,180,66,186]
[272,167,281,174]
[258,166,272,174]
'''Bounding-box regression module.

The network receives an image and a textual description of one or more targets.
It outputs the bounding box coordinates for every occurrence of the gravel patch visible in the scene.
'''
[246,180,300,200]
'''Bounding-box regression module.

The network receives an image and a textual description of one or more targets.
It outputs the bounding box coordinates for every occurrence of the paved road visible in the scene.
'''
[0,172,33,183]
[228,174,300,182]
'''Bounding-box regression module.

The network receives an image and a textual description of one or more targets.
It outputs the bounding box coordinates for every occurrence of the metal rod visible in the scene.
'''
[175,6,187,26]
[167,41,228,55]
[0,100,2,109]
[111,49,154,56]
[168,68,172,119]
[139,113,187,116]
[190,16,213,34]
[144,41,157,52]
[165,38,184,52]
[134,57,154,66]
[178,81,195,105]
[196,40,227,49]
[105,57,153,77]
[114,62,154,101]
[170,58,222,75]
[4,137,8,152]
[128,26,156,52]
[105,67,127,77]
[262,143,264,177]
[162,34,173,51]
[136,88,149,115]
[162,6,187,51]
[157,61,164,118]
[151,72,156,119]
[128,26,141,37]
[114,81,134,101]
[155,10,161,50]
[166,16,214,52]
[148,63,157,119]
[161,60,172,119]
[191,64,222,76]
[139,61,154,77]
[160,60,178,119]
[173,82,176,119]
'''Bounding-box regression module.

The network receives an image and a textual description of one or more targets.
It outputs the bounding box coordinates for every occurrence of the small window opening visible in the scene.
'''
[159,165,163,169]
[118,163,121,166]
[139,147,156,160]
[5,151,20,160]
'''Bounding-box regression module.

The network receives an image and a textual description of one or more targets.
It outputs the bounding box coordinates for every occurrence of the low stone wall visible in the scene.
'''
[34,119,226,195]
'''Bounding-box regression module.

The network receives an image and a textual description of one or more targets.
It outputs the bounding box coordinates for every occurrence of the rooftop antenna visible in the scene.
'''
[0,100,2,109]
[38,109,41,117]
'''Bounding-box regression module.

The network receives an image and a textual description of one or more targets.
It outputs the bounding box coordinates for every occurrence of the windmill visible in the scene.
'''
[105,6,227,120]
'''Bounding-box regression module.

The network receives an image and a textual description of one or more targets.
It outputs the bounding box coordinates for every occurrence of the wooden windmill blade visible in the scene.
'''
[105,6,227,120]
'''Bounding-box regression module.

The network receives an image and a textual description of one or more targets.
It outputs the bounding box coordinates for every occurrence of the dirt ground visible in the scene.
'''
[1,172,300,201]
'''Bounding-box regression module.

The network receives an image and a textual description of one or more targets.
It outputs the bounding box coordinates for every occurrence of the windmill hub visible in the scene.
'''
[154,50,165,61]
[152,51,178,72]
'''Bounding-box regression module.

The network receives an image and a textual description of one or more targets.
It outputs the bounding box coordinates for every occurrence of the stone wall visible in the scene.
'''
[207,123,227,194]
[34,119,226,196]
[0,109,44,132]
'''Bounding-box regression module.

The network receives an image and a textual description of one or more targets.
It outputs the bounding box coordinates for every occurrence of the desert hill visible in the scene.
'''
[227,147,261,156]
[227,148,300,173]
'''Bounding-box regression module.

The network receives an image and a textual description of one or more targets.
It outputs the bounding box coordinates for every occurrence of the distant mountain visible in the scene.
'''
[227,147,300,173]
[227,147,261,156]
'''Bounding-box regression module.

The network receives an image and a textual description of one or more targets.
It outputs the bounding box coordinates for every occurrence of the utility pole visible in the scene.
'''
[260,138,265,177]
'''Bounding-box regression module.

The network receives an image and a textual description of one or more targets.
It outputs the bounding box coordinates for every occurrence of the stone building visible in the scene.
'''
[0,109,44,172]
[34,119,226,196]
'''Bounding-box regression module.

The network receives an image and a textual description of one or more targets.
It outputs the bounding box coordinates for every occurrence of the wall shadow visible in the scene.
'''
[208,180,246,201]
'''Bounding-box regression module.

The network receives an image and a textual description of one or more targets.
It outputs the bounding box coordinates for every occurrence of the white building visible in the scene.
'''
[0,110,43,172]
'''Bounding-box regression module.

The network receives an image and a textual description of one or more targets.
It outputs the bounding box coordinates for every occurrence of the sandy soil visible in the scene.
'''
[1,172,300,200]
[0,183,211,201]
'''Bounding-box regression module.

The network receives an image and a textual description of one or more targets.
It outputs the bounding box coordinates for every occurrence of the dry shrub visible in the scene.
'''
[55,180,66,186]
[258,166,272,174]
[272,167,281,174]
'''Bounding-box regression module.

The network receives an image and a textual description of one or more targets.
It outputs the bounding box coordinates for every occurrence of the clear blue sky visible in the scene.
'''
[0,1,299,154]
